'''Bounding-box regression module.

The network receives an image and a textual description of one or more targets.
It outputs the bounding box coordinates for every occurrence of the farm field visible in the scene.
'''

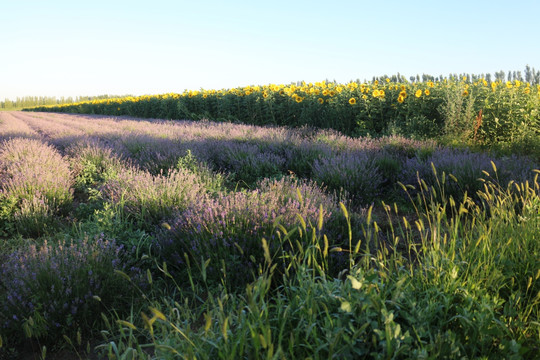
[0,109,539,359]
[27,77,540,147]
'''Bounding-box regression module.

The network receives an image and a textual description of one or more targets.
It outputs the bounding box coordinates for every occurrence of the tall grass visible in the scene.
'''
[95,168,539,359]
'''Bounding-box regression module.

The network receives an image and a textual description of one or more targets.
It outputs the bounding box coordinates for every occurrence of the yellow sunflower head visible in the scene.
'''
[424,89,430,96]
[318,98,324,104]
[397,95,404,103]
[415,89,422,98]
[349,97,356,105]
[462,90,469,96]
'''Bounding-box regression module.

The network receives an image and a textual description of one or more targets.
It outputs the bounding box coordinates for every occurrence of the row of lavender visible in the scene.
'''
[3,111,538,203]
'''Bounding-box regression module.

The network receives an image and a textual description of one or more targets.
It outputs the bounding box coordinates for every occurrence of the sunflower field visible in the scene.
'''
[26,77,540,146]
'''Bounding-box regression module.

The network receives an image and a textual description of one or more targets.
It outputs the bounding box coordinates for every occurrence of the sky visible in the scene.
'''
[1,0,539,99]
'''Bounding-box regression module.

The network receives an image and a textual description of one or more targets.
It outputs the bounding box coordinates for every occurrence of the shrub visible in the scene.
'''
[66,140,126,191]
[100,166,208,229]
[211,141,287,185]
[284,141,332,178]
[0,138,73,236]
[401,148,538,201]
[312,150,384,204]
[158,177,337,286]
[0,234,137,348]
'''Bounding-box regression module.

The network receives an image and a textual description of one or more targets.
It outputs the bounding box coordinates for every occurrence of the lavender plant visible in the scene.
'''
[312,150,384,205]
[0,234,137,348]
[208,141,287,185]
[0,138,73,236]
[401,147,538,201]
[100,166,209,229]
[158,177,338,285]
[0,111,40,141]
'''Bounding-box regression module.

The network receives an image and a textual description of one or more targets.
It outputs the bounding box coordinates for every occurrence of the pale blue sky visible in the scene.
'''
[1,0,539,99]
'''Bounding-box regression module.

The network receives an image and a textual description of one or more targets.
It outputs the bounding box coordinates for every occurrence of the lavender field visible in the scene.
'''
[0,111,539,359]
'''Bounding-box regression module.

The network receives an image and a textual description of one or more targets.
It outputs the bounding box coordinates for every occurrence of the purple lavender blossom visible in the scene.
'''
[0,235,136,344]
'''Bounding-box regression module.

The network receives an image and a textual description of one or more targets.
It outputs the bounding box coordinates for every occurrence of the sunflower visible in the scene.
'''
[318,98,324,104]
[362,95,368,100]
[349,97,356,105]
[415,89,422,98]
[399,90,407,98]
[262,92,269,98]
[397,95,405,103]
[372,90,380,97]
[424,89,430,96]
[462,90,469,96]
[295,96,303,103]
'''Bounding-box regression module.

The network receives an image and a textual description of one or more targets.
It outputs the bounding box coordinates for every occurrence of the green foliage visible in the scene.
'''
[176,149,226,194]
[100,166,210,230]
[25,72,540,146]
[99,172,539,359]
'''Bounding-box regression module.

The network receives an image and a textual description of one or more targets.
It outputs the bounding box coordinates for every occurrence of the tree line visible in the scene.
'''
[1,95,132,110]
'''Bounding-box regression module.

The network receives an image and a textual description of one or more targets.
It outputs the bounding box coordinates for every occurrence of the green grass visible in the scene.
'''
[95,171,540,359]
